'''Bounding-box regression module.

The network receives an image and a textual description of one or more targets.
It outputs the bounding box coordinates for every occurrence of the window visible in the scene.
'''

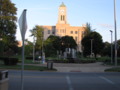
[52,32,55,34]
[75,31,78,34]
[71,31,73,34]
[63,15,65,21]
[61,15,62,21]
[48,30,50,34]
[61,15,65,21]
[63,29,64,33]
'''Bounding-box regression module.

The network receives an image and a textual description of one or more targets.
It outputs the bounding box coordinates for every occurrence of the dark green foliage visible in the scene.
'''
[3,57,18,65]
[44,35,60,57]
[25,40,33,55]
[30,25,44,55]
[0,0,17,54]
[84,23,92,36]
[25,56,39,60]
[44,35,77,57]
[46,58,96,64]
[101,42,111,56]
[117,40,120,57]
[105,67,120,72]
[60,36,77,53]
[82,31,104,58]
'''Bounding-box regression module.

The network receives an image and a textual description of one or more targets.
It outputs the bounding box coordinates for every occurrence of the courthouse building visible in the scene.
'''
[41,3,86,52]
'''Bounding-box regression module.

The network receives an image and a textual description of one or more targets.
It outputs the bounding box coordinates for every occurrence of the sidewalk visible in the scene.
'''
[26,62,113,72]
[54,62,112,72]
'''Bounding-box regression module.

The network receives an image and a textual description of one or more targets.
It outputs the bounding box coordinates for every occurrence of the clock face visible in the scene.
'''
[60,10,64,13]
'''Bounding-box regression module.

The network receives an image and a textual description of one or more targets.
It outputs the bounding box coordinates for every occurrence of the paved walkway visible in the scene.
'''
[26,62,113,72]
[53,62,112,72]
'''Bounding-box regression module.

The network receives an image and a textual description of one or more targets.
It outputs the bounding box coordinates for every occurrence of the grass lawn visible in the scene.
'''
[0,64,57,71]
[105,67,120,72]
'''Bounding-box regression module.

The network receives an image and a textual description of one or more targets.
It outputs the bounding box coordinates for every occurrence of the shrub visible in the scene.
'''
[80,59,96,63]
[3,58,18,65]
[51,59,69,63]
[26,56,33,60]
[105,67,120,72]
[48,58,96,63]
[26,56,40,60]
[0,57,5,60]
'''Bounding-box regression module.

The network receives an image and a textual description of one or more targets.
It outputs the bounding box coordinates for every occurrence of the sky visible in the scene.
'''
[11,0,120,43]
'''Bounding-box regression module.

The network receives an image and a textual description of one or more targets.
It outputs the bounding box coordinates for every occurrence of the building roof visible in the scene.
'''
[60,2,66,7]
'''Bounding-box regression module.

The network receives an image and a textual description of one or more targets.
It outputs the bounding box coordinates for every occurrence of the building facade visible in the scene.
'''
[41,3,86,52]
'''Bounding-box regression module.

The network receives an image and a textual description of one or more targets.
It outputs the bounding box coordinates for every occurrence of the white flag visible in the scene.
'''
[18,9,27,40]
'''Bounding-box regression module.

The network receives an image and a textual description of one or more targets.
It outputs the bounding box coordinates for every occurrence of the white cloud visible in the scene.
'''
[98,23,113,29]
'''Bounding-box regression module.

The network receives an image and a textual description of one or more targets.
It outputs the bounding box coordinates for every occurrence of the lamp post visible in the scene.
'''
[90,39,93,57]
[114,0,117,66]
[41,31,45,64]
[110,30,113,64]
[81,31,84,58]
[33,29,36,62]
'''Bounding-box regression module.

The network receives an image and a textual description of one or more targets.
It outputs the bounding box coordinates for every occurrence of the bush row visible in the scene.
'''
[47,58,96,63]
[104,58,120,63]
[0,57,18,65]
[26,56,41,60]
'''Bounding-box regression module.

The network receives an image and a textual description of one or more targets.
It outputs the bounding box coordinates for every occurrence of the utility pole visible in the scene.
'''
[33,29,36,62]
[110,30,113,64]
[41,31,45,64]
[90,39,93,57]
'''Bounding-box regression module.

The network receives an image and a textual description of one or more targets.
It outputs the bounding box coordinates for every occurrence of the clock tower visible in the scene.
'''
[57,2,68,24]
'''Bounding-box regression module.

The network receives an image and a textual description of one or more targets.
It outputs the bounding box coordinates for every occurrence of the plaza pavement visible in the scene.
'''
[26,62,113,72]
[53,62,112,72]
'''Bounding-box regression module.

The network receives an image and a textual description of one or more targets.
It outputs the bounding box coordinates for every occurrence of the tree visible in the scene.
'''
[84,23,93,36]
[30,25,44,54]
[117,40,120,57]
[101,42,111,56]
[24,39,33,55]
[82,31,104,59]
[60,36,77,53]
[44,35,60,57]
[44,35,77,57]
[0,0,17,54]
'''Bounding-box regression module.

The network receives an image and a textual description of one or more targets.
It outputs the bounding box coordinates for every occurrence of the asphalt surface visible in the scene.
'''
[8,70,120,90]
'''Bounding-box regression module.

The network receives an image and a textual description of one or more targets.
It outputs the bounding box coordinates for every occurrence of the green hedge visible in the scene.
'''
[26,56,41,60]
[47,58,96,63]
[3,57,18,65]
[105,67,120,72]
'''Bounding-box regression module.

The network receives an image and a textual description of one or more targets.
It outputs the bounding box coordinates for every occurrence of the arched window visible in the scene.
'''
[61,15,62,21]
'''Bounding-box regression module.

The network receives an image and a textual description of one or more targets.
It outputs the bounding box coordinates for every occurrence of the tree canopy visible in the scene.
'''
[60,36,77,53]
[44,35,61,57]
[0,0,17,54]
[82,31,104,58]
[30,25,44,52]
[43,35,77,57]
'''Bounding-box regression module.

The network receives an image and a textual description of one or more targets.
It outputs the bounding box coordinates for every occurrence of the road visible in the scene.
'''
[8,70,120,90]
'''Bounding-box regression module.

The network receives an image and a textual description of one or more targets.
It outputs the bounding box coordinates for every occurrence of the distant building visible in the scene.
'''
[18,41,22,47]
[41,2,86,52]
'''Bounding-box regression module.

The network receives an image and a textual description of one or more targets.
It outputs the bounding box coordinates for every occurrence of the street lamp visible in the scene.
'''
[110,30,113,64]
[114,0,117,66]
[41,31,45,64]
[90,39,93,57]
[33,29,36,62]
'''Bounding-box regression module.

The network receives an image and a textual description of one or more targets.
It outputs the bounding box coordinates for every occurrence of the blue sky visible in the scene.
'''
[11,0,120,43]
